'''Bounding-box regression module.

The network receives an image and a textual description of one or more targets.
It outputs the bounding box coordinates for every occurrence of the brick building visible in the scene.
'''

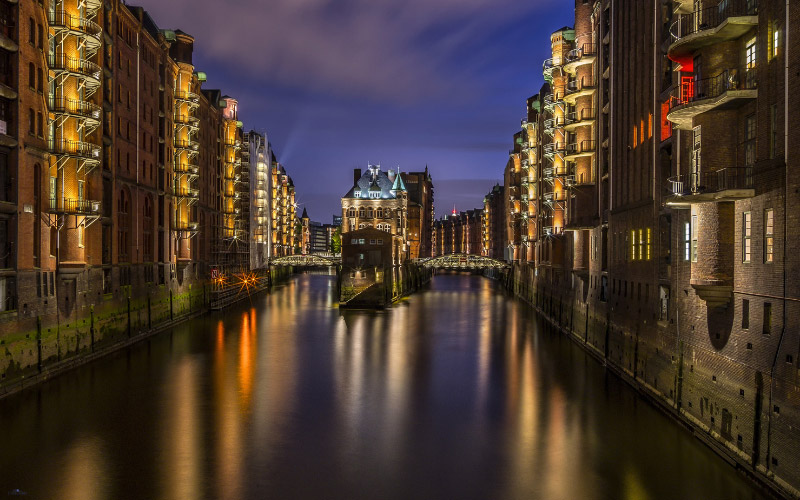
[0,1,302,378]
[500,0,800,496]
[401,167,434,259]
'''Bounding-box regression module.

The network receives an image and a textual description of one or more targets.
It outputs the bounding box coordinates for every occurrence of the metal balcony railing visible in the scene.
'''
[668,166,753,196]
[565,109,597,125]
[667,67,757,113]
[48,10,102,39]
[174,90,200,104]
[174,221,199,232]
[174,139,199,151]
[47,54,101,82]
[174,187,199,198]
[670,0,758,42]
[49,138,101,159]
[566,140,596,156]
[566,77,595,95]
[566,43,596,63]
[47,96,102,121]
[48,198,101,215]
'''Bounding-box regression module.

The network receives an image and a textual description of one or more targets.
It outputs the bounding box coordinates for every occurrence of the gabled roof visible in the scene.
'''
[391,172,406,192]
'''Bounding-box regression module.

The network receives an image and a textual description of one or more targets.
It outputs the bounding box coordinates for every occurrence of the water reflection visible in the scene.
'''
[0,273,768,500]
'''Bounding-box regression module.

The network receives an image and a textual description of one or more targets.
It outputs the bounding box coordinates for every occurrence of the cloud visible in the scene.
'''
[135,0,539,101]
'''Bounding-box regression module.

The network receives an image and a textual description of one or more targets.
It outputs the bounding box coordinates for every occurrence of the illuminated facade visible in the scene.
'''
[246,130,270,269]
[0,1,302,344]
[269,159,297,257]
[341,165,409,265]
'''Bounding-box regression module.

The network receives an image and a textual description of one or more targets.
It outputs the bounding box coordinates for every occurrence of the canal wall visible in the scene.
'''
[504,262,800,500]
[0,266,294,399]
[339,262,432,308]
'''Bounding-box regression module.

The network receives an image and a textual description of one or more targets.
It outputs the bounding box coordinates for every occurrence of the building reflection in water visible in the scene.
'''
[51,436,107,500]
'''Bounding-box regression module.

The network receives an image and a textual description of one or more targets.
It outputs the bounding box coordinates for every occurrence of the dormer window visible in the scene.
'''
[354,191,361,198]
[370,192,380,199]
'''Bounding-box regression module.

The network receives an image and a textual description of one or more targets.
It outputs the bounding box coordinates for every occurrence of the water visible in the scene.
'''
[0,274,769,500]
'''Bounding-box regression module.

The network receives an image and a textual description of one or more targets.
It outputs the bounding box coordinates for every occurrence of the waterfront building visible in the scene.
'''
[433,209,483,256]
[269,158,297,257]
[0,0,303,375]
[246,130,270,270]
[482,184,506,260]
[497,1,800,495]
[401,167,434,259]
[341,165,409,265]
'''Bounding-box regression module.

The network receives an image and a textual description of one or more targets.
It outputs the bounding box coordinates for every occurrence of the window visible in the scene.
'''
[764,209,774,263]
[684,222,691,261]
[742,299,750,329]
[744,114,756,166]
[763,302,772,335]
[691,215,698,262]
[742,211,752,263]
[646,228,652,260]
[769,104,777,159]
[630,229,636,261]
[28,108,35,134]
[28,18,35,45]
[659,286,670,321]
[37,68,42,92]
[28,63,35,88]
[37,23,43,48]
[36,112,42,137]
[691,126,701,188]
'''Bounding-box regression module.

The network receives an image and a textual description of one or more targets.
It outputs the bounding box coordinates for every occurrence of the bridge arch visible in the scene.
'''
[269,255,340,267]
[418,254,509,270]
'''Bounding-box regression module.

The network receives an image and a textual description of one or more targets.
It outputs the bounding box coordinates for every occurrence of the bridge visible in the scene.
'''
[269,254,341,267]
[417,254,509,270]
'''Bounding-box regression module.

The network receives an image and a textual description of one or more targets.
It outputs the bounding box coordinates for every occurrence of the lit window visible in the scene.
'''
[638,229,644,260]
[742,211,752,263]
[765,209,774,263]
[631,230,636,261]
[684,222,690,260]
[691,215,698,263]
[646,228,652,260]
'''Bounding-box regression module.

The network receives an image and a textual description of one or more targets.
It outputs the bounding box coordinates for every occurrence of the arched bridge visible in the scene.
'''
[417,254,509,270]
[269,255,341,267]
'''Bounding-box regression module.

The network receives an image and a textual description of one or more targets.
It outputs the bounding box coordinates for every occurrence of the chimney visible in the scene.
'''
[353,168,362,186]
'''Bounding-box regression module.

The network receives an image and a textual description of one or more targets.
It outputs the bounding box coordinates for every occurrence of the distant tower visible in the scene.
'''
[301,208,310,255]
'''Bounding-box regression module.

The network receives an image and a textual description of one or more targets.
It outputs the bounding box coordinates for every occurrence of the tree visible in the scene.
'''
[330,226,342,254]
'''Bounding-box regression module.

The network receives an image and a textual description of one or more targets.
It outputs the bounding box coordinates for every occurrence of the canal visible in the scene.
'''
[0,274,769,500]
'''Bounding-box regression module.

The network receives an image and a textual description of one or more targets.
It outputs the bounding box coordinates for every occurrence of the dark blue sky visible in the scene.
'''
[136,0,574,220]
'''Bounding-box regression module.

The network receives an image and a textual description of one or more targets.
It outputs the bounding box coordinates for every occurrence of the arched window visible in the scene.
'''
[376,208,383,218]
[359,208,365,218]
[366,208,373,219]
[348,207,355,218]
[384,209,392,219]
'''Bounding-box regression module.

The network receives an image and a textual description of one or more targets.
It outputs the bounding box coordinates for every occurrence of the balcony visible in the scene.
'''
[564,77,596,104]
[48,54,101,88]
[174,113,200,129]
[174,187,199,199]
[564,44,597,74]
[666,167,754,207]
[174,221,199,234]
[544,93,564,111]
[174,162,199,176]
[48,97,101,126]
[666,68,757,129]
[174,90,200,105]
[564,140,596,160]
[543,58,560,82]
[174,138,199,152]
[49,139,101,161]
[48,198,101,215]
[668,0,758,58]
[564,109,596,132]
[48,10,102,52]
[543,142,566,159]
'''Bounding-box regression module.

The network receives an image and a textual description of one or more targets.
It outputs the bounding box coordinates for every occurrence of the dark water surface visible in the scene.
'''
[0,274,769,500]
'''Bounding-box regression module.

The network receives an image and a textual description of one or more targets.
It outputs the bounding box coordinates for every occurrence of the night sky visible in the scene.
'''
[134,0,575,221]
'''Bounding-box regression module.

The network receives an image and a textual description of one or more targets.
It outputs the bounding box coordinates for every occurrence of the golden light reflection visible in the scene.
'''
[162,358,201,500]
[52,436,107,500]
